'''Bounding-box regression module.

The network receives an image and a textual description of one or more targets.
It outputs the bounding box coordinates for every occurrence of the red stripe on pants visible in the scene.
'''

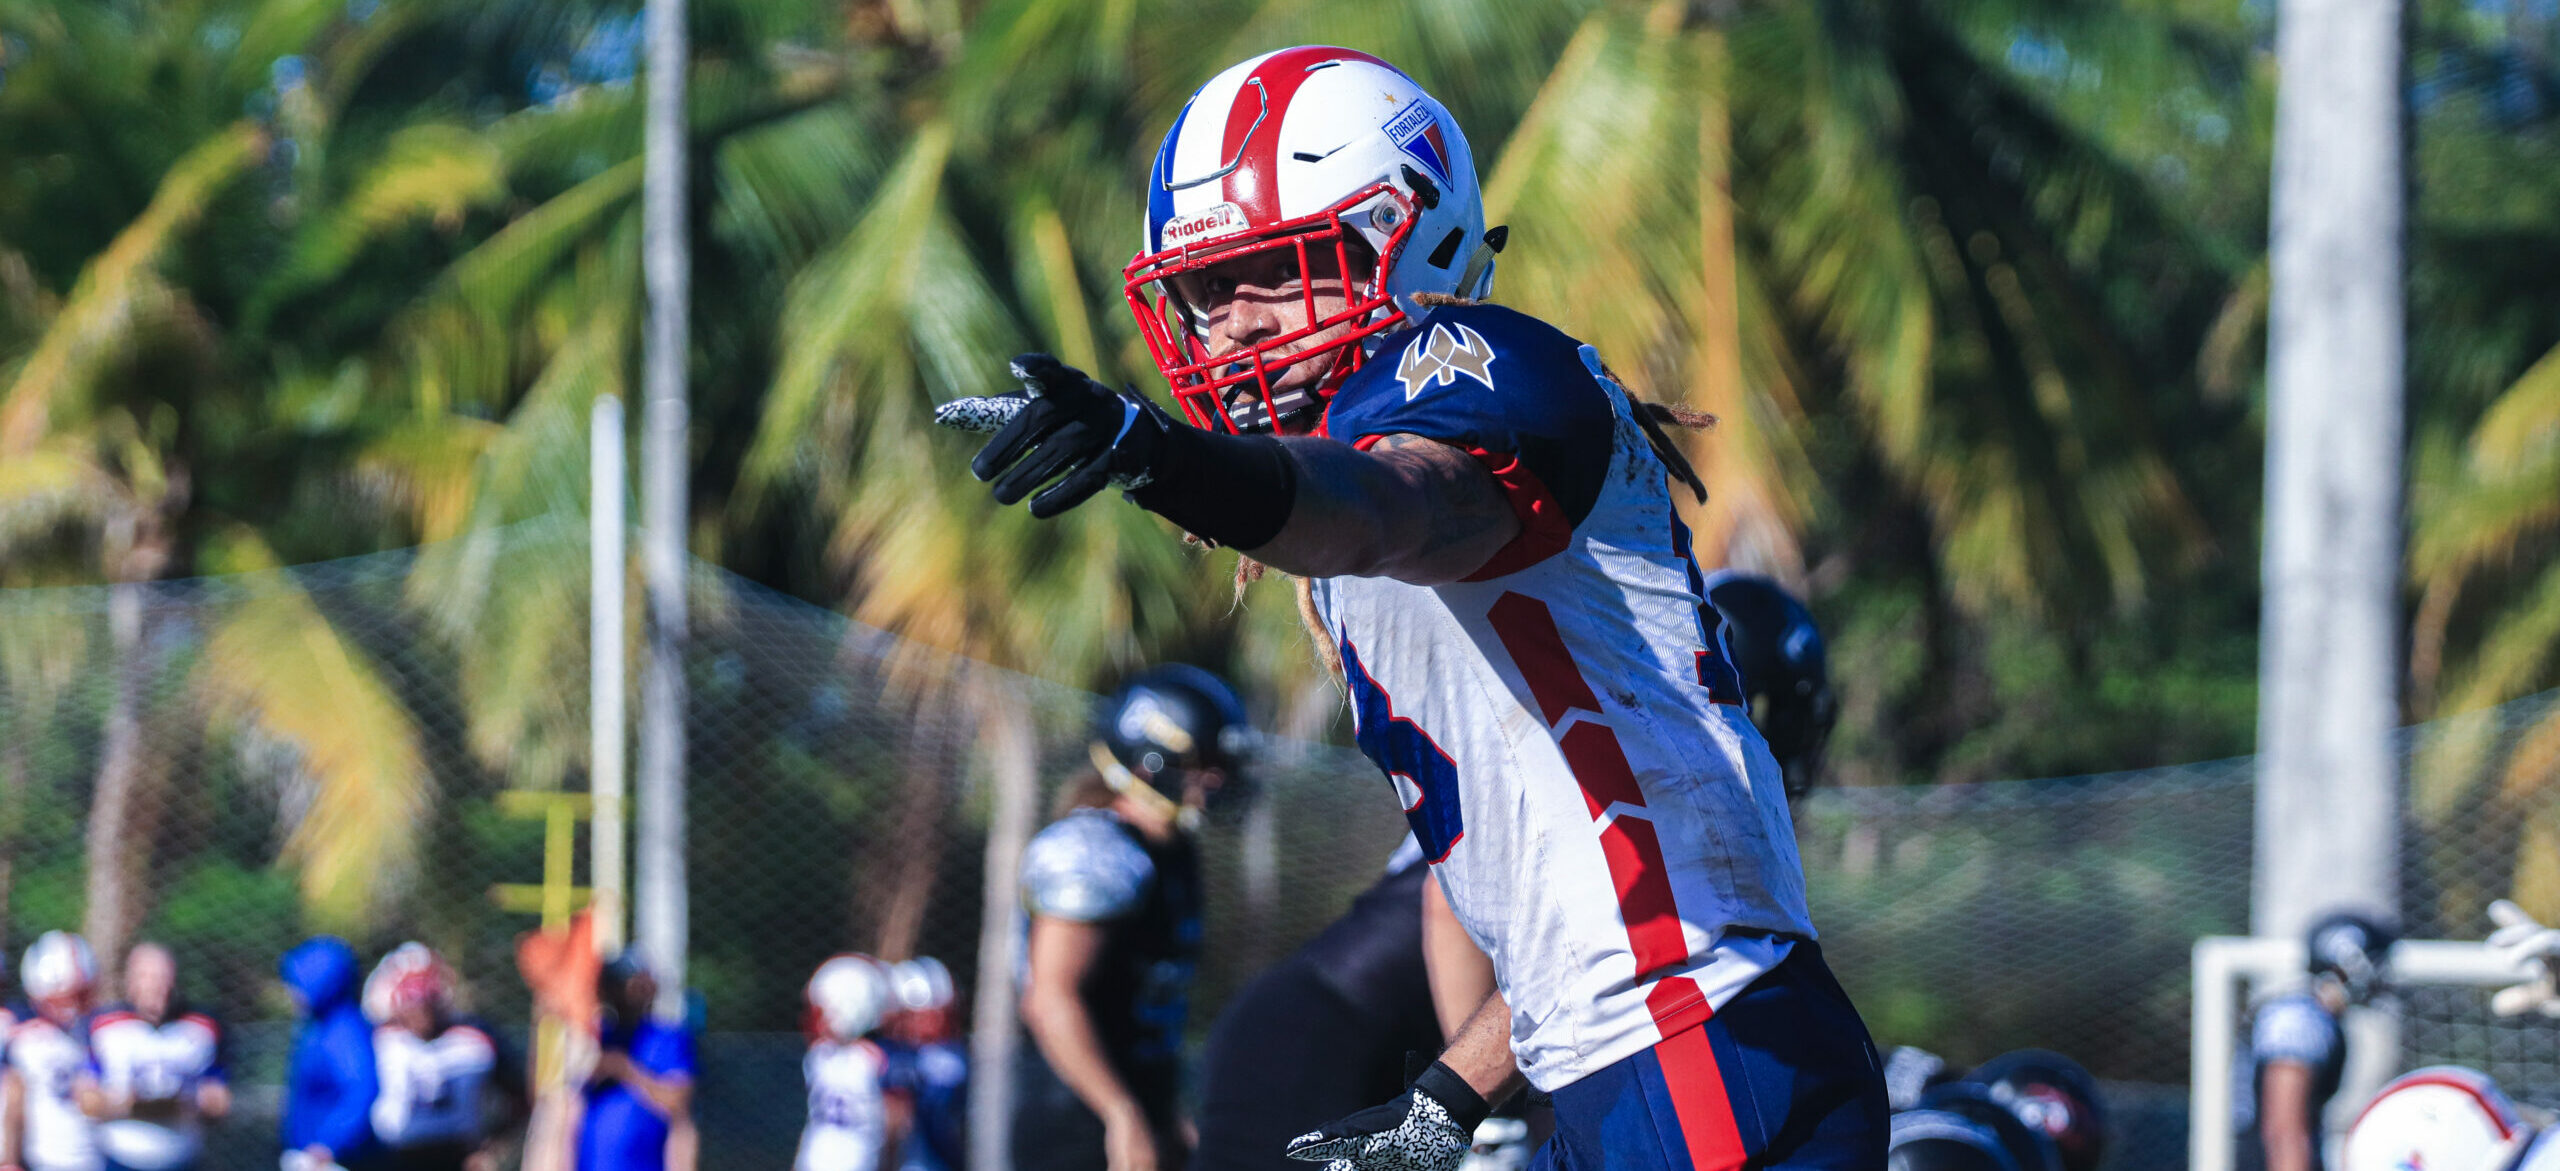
[1648,979,1748,1171]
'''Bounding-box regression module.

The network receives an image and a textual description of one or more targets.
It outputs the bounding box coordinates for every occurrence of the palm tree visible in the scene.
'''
[0,0,453,961]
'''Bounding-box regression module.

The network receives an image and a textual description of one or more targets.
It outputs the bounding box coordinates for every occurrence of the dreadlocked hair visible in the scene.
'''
[1410,294,1714,503]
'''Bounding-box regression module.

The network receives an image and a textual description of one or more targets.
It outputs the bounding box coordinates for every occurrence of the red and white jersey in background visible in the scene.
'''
[1309,302,1813,1091]
[371,1022,498,1148]
[797,1038,897,1171]
[88,1007,224,1170]
[9,1015,101,1171]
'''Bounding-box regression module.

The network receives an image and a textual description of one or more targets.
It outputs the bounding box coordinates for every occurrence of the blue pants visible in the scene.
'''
[1531,944,1887,1171]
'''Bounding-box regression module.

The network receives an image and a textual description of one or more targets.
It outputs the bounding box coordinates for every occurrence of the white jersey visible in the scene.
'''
[797,1038,896,1171]
[9,1016,100,1171]
[371,1023,498,1148]
[1310,302,1813,1090]
[87,1008,223,1170]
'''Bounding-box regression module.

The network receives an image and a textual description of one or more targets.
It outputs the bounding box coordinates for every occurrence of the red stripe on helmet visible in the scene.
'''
[1221,47,1396,224]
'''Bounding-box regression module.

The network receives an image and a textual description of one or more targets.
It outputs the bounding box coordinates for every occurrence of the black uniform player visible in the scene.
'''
[1702,574,1838,799]
[1194,839,1442,1171]
[1014,666,1255,1171]
[2248,911,2394,1171]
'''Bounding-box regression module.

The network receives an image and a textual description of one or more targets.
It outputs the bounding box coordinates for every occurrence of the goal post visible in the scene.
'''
[2190,936,2536,1171]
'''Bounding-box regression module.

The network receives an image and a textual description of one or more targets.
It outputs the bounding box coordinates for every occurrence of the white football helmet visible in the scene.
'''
[890,956,955,1013]
[1127,46,1495,433]
[2343,1067,2535,1171]
[21,931,95,1003]
[808,954,892,1040]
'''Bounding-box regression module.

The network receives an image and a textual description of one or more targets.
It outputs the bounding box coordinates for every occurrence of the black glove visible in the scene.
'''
[1285,1062,1491,1171]
[962,353,1177,519]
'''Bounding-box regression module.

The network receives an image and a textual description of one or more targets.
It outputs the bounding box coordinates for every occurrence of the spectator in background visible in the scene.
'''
[6,932,102,1171]
[281,937,378,1171]
[79,942,230,1171]
[884,959,964,1171]
[574,955,694,1171]
[798,955,908,1171]
[366,948,525,1171]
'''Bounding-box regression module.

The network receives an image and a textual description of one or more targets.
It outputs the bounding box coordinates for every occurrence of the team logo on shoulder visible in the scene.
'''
[1395,322,1498,400]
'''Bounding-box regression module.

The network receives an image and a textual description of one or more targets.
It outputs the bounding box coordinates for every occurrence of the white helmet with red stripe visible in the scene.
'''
[1125,46,1493,433]
[2343,1067,2536,1171]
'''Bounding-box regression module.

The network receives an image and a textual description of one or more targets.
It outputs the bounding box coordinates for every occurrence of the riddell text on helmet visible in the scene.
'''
[1159,202,1250,248]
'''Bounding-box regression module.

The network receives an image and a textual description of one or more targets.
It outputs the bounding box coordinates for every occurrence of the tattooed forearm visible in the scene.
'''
[1238,433,1522,584]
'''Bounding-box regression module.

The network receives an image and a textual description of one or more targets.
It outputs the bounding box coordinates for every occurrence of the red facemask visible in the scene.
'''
[1124,183,1418,433]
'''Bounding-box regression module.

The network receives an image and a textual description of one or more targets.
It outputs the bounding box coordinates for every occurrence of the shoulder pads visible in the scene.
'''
[1022,811,1155,922]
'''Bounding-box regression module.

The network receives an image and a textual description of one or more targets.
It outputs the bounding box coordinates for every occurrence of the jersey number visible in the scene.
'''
[1341,640,1464,863]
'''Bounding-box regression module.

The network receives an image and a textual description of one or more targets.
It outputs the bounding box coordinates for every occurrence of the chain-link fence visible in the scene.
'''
[4,525,2559,1170]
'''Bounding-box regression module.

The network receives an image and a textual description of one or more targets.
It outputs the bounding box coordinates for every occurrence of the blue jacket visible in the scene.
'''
[280,937,379,1160]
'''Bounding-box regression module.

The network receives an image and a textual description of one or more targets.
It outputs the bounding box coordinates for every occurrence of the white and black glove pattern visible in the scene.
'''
[945,354,1178,518]
[2488,899,2560,1018]
[1286,1062,1491,1171]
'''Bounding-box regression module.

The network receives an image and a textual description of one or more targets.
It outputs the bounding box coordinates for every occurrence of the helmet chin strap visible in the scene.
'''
[1090,741,1200,832]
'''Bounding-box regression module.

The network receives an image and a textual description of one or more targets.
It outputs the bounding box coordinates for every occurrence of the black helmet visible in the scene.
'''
[1705,574,1838,798]
[1966,1050,2109,1171]
[1093,665,1255,823]
[1919,1082,2063,1171]
[2306,909,2397,1004]
[1890,1110,2024,1171]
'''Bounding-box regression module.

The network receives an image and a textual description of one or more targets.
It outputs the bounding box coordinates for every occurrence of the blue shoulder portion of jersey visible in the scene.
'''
[1021,809,1155,922]
[1325,303,1618,529]
[2250,991,2342,1066]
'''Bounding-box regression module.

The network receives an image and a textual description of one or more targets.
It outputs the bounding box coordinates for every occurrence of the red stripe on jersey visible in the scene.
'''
[1488,590,1693,982]
[1598,814,1689,979]
[1653,1016,1749,1171]
[1486,592,1601,724]
[1220,47,1394,222]
[1559,722,1645,817]
[1457,449,1574,581]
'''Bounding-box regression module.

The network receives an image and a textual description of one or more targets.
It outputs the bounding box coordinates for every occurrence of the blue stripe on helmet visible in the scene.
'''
[1147,98,1193,254]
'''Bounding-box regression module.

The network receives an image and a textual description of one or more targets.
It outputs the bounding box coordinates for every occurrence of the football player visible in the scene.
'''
[365,948,526,1171]
[5,932,102,1171]
[947,46,1885,1171]
[1193,837,1443,1171]
[798,955,909,1171]
[80,942,231,1171]
[1014,666,1253,1171]
[883,958,966,1171]
[2249,911,2395,1171]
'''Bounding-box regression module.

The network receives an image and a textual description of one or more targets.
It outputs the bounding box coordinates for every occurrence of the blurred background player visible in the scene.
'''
[280,937,378,1171]
[1702,574,1839,801]
[365,947,526,1171]
[883,959,964,1171]
[1014,666,1254,1171]
[576,955,695,1171]
[2247,911,2395,1171]
[797,956,907,1171]
[1193,837,1441,1171]
[7,932,101,1171]
[80,942,230,1171]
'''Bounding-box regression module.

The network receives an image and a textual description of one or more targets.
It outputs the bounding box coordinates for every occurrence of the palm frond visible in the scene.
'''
[197,536,434,929]
[1,123,266,453]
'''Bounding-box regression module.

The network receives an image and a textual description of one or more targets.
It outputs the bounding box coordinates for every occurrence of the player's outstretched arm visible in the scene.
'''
[1247,433,1518,584]
[945,355,1519,584]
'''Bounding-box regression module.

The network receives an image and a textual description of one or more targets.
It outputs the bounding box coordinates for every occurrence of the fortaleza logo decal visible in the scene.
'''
[1383,103,1452,184]
[1395,322,1497,400]
[1159,202,1249,248]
